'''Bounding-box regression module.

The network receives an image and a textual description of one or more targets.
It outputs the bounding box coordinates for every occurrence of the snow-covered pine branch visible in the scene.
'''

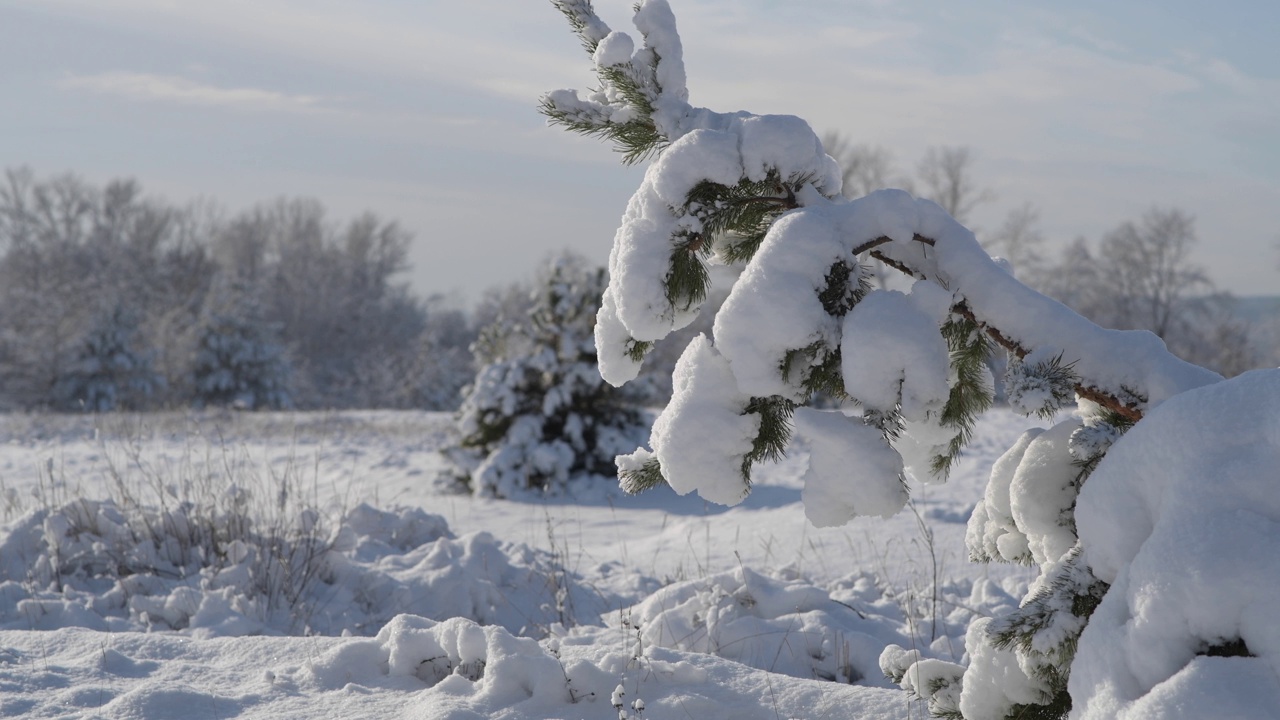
[542,3,1274,720]
[543,0,1218,517]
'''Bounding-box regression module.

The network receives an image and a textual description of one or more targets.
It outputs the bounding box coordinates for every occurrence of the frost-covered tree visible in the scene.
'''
[542,2,1277,718]
[209,198,427,409]
[0,168,212,409]
[53,305,162,412]
[0,169,438,410]
[915,146,995,226]
[395,296,477,411]
[442,253,648,498]
[191,284,293,410]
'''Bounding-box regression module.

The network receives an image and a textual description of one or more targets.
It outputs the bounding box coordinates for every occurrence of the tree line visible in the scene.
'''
[0,167,474,412]
[1,161,1271,414]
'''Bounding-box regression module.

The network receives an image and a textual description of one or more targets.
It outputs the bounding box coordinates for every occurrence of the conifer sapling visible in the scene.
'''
[443,253,648,498]
[543,2,1234,718]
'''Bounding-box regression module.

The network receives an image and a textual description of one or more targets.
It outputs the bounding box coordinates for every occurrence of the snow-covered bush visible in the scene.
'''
[442,253,648,497]
[191,287,293,410]
[543,2,1272,717]
[53,305,163,412]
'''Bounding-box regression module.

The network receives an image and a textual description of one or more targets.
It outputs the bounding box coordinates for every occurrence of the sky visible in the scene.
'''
[1,0,1278,303]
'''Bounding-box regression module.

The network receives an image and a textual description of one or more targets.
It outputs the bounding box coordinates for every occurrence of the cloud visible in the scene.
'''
[36,0,583,106]
[60,72,327,113]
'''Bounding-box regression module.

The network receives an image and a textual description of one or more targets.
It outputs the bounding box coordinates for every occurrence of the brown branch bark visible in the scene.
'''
[949,302,1144,422]
[860,235,1146,423]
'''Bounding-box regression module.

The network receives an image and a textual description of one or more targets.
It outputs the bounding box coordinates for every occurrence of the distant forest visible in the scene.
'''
[1,167,1275,413]
[0,168,474,412]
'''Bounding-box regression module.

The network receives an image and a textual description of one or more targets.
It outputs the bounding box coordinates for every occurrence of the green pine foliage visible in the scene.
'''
[617,453,665,495]
[930,316,996,478]
[1005,352,1079,420]
[542,1,666,164]
[690,172,800,263]
[741,395,795,481]
[987,545,1109,720]
[542,8,1208,719]
[780,259,875,403]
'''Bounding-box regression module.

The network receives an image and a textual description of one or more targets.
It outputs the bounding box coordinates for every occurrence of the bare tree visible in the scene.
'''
[820,131,900,199]
[916,146,995,224]
[1093,208,1209,338]
[987,201,1047,283]
[1036,207,1258,376]
[1174,293,1257,377]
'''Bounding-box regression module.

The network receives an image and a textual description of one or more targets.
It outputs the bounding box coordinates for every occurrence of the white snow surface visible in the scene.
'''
[841,289,951,422]
[10,388,1277,719]
[0,408,1044,719]
[794,408,906,527]
[714,209,849,401]
[1069,368,1280,719]
[645,334,757,505]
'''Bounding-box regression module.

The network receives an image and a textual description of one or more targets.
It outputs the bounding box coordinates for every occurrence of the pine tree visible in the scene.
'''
[443,253,649,498]
[543,2,1231,718]
[191,286,293,410]
[53,305,162,412]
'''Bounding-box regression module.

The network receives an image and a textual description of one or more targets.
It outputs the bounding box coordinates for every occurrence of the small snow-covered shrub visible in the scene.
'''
[53,305,162,412]
[443,253,649,497]
[191,288,293,410]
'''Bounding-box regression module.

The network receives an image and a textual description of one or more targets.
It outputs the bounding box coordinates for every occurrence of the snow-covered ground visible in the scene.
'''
[0,408,1044,719]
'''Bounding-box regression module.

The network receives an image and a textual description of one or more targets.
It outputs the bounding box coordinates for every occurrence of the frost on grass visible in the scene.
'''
[0,499,616,638]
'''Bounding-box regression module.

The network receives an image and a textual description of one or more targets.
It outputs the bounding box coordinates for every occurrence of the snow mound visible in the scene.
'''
[305,615,572,708]
[1070,368,1280,718]
[625,566,902,685]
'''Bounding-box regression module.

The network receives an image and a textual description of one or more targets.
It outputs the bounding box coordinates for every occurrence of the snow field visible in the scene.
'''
[0,408,1042,718]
